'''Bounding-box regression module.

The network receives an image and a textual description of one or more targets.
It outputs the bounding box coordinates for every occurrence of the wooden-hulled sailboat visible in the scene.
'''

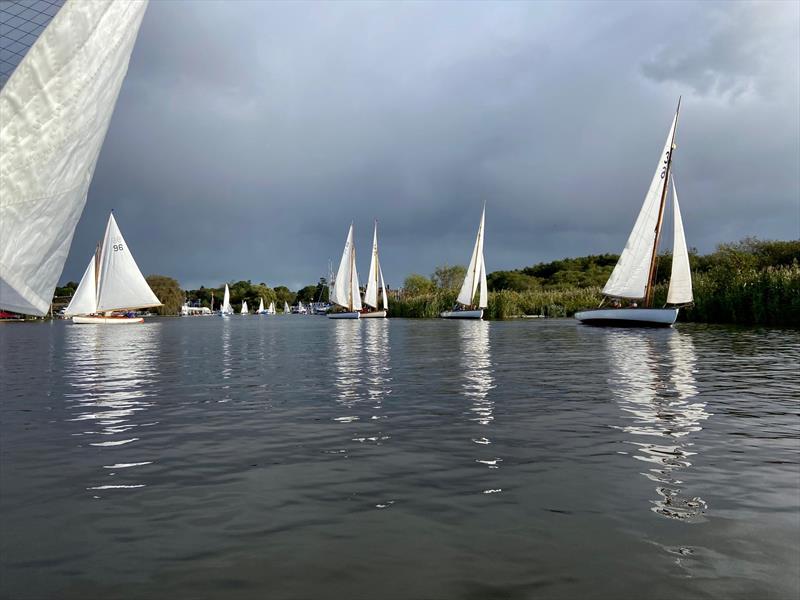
[575,100,693,327]
[64,213,161,324]
[442,205,488,319]
[241,300,249,315]
[328,223,362,319]
[362,220,388,318]
[220,284,233,316]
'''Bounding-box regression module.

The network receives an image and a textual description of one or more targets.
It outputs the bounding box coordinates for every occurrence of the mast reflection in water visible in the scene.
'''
[607,330,710,521]
[64,323,160,495]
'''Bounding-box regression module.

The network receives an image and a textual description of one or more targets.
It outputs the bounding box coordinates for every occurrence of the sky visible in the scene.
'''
[58,0,799,290]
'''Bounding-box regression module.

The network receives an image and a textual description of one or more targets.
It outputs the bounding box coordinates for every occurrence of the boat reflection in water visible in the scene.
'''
[607,330,709,521]
[458,321,498,485]
[332,321,364,423]
[64,322,160,495]
[359,319,392,444]
[220,316,232,403]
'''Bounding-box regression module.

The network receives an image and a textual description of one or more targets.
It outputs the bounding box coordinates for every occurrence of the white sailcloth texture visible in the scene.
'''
[241,301,248,314]
[63,257,97,317]
[268,301,276,314]
[365,222,388,310]
[457,205,488,308]
[96,213,160,312]
[0,0,149,315]
[258,298,265,313]
[602,112,678,299]
[222,284,232,313]
[332,224,362,311]
[666,177,693,305]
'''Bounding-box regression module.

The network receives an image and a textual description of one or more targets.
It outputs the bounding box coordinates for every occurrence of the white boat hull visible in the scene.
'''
[360,310,387,318]
[574,307,678,327]
[441,309,483,320]
[72,315,144,324]
[328,312,361,319]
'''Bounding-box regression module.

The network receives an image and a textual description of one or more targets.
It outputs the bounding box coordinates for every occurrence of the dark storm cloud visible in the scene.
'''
[62,0,799,290]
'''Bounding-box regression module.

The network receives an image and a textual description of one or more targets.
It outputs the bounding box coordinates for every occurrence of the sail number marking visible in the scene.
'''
[660,150,671,179]
[112,243,125,252]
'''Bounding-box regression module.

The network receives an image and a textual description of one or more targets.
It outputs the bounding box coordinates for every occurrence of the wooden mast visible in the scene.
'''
[644,98,681,307]
[349,223,355,312]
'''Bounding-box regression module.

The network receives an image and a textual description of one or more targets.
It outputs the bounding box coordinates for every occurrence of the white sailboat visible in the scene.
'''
[362,220,389,318]
[257,298,266,314]
[575,100,692,327]
[283,301,290,314]
[442,205,488,319]
[328,223,362,319]
[0,1,149,317]
[267,301,276,315]
[220,284,233,316]
[241,300,249,315]
[64,212,161,324]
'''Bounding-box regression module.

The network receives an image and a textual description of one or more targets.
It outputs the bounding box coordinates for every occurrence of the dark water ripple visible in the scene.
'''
[1,318,798,599]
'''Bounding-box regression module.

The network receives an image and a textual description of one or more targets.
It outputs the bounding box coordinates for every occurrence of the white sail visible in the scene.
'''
[364,221,387,309]
[667,177,693,305]
[603,111,679,299]
[258,298,265,313]
[63,257,98,317]
[241,301,249,314]
[0,1,149,316]
[457,205,487,308]
[332,224,362,311]
[96,213,161,312]
[268,301,276,314]
[284,301,290,313]
[222,284,232,313]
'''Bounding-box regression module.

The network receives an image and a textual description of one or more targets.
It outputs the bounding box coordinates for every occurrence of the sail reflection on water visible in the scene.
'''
[332,321,363,423]
[607,330,709,521]
[458,322,498,472]
[64,323,160,494]
[220,317,232,402]
[359,320,391,444]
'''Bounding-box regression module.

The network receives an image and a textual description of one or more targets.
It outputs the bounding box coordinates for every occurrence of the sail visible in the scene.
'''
[284,301,289,313]
[268,301,275,314]
[258,298,265,313]
[457,205,487,307]
[222,284,231,313]
[63,257,97,317]
[602,110,679,299]
[96,213,161,312]
[0,1,149,316]
[478,254,488,308]
[365,221,383,309]
[380,266,389,311]
[332,223,362,310]
[666,177,693,305]
[241,301,248,314]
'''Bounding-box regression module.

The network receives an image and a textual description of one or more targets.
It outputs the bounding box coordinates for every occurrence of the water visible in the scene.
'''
[1,318,798,599]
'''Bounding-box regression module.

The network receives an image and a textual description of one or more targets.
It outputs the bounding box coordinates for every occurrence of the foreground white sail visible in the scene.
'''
[576,100,692,327]
[442,205,487,320]
[329,223,362,319]
[64,212,161,324]
[363,220,388,318]
[0,1,149,316]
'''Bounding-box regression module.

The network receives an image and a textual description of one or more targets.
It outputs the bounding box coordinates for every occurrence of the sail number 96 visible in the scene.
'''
[113,243,125,252]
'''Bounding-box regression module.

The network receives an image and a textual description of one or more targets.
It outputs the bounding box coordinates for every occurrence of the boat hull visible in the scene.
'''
[328,312,361,319]
[360,310,387,318]
[441,309,483,320]
[72,315,144,324]
[574,307,678,327]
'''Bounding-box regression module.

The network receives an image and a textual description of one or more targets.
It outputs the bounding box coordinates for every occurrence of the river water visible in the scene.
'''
[1,318,798,599]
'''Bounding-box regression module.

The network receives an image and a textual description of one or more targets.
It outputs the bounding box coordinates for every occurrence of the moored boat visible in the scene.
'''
[442,205,488,320]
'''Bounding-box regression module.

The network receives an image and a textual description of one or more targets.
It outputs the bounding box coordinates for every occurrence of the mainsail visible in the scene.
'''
[364,221,388,310]
[666,176,693,305]
[603,105,679,300]
[64,212,160,316]
[284,301,290,313]
[331,223,362,311]
[222,284,232,314]
[0,0,150,315]
[268,301,276,314]
[258,298,265,313]
[456,205,488,309]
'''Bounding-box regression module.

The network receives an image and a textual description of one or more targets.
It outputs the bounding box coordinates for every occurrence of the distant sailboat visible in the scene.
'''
[442,205,487,319]
[64,213,161,324]
[241,300,249,315]
[328,223,362,319]
[220,284,233,316]
[283,301,290,314]
[575,100,692,327]
[0,1,149,317]
[362,220,388,318]
[268,301,276,315]
[257,298,266,314]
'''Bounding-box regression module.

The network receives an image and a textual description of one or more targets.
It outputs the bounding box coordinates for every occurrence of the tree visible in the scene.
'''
[273,286,296,306]
[432,264,466,291]
[403,273,435,296]
[146,275,183,315]
[296,285,318,303]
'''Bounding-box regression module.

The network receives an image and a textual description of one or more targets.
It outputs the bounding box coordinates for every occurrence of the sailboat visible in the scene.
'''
[575,100,692,327]
[64,212,161,324]
[220,284,233,316]
[362,220,389,318]
[328,223,362,319]
[442,205,488,319]
[257,298,266,314]
[283,301,290,314]
[267,301,276,315]
[0,1,149,317]
[241,300,249,315]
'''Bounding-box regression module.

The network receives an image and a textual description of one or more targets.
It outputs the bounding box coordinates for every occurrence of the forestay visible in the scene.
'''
[602,112,678,299]
[365,221,388,310]
[666,177,693,305]
[457,205,488,308]
[0,1,149,315]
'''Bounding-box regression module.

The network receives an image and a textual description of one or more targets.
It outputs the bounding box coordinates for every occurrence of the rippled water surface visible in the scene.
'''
[1,318,798,599]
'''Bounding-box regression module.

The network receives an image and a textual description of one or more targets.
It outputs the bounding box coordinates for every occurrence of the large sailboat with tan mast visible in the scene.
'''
[362,220,388,318]
[575,99,693,327]
[328,223,362,319]
[441,204,488,320]
[64,212,161,324]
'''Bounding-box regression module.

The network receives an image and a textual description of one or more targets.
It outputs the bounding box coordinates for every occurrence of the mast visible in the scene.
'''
[374,220,380,309]
[349,223,355,312]
[644,98,680,307]
[468,205,484,308]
